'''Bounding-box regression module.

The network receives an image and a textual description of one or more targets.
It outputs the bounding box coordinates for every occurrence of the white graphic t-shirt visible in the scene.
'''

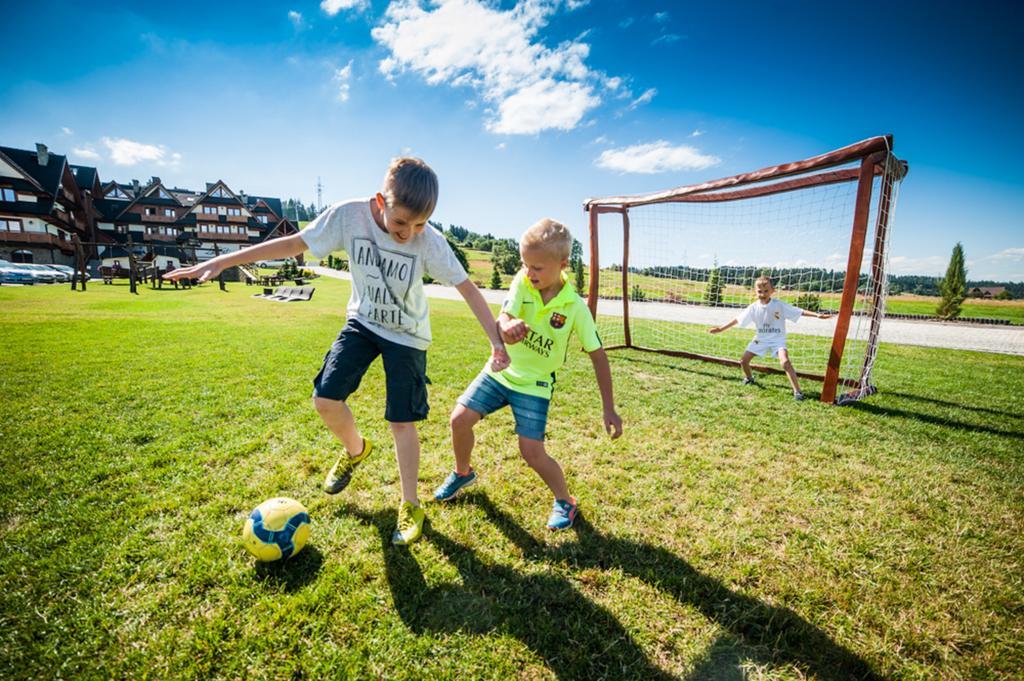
[300,198,468,350]
[735,298,804,344]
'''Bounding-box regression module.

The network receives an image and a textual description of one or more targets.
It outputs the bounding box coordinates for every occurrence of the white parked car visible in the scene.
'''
[44,264,89,281]
[0,259,36,284]
[18,264,62,283]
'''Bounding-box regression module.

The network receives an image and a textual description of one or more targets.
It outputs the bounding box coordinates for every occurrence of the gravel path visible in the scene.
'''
[311,267,1024,356]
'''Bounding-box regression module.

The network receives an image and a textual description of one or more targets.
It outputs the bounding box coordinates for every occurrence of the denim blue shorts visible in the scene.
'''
[458,372,550,441]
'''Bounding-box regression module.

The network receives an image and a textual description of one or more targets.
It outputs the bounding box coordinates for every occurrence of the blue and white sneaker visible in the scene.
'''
[547,497,578,531]
[433,470,478,501]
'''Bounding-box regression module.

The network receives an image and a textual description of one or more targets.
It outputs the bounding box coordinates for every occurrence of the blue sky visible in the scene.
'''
[2,0,1022,280]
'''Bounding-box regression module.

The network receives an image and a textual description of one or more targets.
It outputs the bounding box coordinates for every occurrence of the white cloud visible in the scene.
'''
[333,60,354,101]
[990,247,1024,261]
[101,137,180,167]
[653,11,670,23]
[628,87,656,109]
[591,134,610,145]
[288,10,305,29]
[619,17,634,28]
[689,129,704,137]
[595,141,720,174]
[372,0,613,135]
[61,127,74,136]
[495,142,507,150]
[71,147,100,161]
[565,0,589,8]
[652,33,681,45]
[888,255,947,275]
[321,0,367,15]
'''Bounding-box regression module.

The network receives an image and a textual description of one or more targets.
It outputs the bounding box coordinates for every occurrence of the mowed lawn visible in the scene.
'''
[0,278,1022,680]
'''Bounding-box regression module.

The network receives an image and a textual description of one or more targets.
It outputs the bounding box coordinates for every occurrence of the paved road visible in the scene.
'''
[311,267,1024,356]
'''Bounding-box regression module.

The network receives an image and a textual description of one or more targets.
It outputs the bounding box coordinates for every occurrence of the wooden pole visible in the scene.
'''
[127,234,138,295]
[821,152,884,403]
[587,207,599,320]
[214,242,226,291]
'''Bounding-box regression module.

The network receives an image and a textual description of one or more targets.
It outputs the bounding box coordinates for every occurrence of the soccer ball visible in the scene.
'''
[242,497,311,562]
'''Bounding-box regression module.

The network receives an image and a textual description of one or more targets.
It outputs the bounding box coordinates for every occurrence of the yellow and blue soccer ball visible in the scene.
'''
[242,497,311,562]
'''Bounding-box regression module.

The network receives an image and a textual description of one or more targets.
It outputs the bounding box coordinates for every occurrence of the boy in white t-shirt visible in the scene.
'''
[165,158,509,545]
[708,276,830,400]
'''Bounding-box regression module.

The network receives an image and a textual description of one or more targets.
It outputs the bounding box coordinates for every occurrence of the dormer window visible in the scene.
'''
[108,187,129,199]
[157,187,173,199]
[211,187,229,198]
[257,215,268,224]
[1,188,16,202]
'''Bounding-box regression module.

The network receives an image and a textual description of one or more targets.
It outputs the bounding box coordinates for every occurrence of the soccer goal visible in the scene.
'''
[584,136,908,405]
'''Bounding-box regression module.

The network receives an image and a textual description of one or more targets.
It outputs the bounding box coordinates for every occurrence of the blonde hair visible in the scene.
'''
[755,275,774,288]
[520,218,572,260]
[381,157,439,218]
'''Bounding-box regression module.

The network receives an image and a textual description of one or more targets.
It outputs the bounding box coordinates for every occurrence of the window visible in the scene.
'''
[145,207,156,216]
[1,188,16,202]
[2,219,23,231]
[157,188,173,199]
[227,207,241,216]
[115,224,128,234]
[211,187,229,198]
[164,208,175,217]
[107,187,129,199]
[257,215,268,224]
[200,205,217,215]
[237,227,245,234]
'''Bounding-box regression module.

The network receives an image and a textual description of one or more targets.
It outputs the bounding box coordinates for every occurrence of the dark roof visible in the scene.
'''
[70,165,99,191]
[247,195,283,217]
[0,146,67,195]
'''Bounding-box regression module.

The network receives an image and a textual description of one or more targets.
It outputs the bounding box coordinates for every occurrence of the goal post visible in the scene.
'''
[584,136,908,405]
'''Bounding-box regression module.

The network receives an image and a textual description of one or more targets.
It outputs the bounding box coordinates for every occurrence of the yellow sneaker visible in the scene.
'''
[323,438,373,495]
[392,500,426,546]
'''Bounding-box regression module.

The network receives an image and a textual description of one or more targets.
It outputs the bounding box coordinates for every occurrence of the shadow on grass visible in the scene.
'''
[885,390,1024,421]
[343,497,881,680]
[253,545,324,591]
[850,400,1024,441]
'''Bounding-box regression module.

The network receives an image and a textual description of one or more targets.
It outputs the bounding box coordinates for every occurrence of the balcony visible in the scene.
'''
[197,230,249,242]
[0,230,74,252]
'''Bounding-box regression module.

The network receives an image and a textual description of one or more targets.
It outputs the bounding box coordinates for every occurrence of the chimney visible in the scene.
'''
[239,190,247,204]
[36,143,49,166]
[150,176,161,186]
[132,179,140,193]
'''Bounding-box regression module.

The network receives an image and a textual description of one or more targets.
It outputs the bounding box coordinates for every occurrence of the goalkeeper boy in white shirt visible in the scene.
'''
[708,275,831,401]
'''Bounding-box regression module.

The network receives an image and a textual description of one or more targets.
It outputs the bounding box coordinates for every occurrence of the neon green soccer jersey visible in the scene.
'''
[486,271,603,399]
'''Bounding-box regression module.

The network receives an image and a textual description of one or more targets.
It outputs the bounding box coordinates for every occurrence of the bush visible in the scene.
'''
[630,284,646,302]
[795,293,822,312]
[995,290,1014,300]
[489,267,503,290]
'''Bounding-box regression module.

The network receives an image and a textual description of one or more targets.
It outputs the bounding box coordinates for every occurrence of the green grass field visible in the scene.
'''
[1,279,1022,679]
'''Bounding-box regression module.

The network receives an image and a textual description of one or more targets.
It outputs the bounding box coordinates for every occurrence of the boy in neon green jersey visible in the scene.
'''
[434,218,623,530]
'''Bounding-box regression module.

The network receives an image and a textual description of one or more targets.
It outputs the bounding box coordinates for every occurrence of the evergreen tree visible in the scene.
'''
[489,266,502,289]
[445,235,471,274]
[705,261,724,306]
[574,261,585,294]
[936,242,967,319]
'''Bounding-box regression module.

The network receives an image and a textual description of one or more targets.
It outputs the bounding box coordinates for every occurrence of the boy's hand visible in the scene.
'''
[489,345,511,372]
[708,326,722,334]
[603,408,623,439]
[500,318,529,345]
[818,312,832,320]
[163,261,223,283]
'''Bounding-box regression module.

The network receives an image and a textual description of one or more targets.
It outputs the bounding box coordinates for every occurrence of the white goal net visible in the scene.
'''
[585,137,907,404]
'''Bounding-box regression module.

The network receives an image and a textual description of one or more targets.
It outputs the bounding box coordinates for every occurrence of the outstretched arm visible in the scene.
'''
[455,279,510,371]
[708,319,738,334]
[164,233,309,283]
[589,348,623,439]
[802,309,832,320]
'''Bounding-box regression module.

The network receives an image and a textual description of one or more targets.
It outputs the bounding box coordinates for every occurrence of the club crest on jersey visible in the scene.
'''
[550,312,566,329]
